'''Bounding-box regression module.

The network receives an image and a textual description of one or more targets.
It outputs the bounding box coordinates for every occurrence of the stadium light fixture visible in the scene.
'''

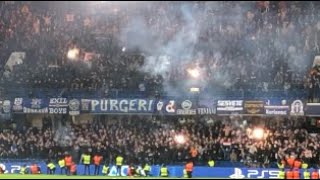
[190,87,200,93]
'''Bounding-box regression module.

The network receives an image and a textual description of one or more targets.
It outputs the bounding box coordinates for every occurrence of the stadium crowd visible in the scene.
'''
[0,1,319,99]
[0,0,320,170]
[0,116,319,168]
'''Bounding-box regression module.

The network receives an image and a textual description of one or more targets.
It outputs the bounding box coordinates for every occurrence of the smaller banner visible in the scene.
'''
[69,99,81,116]
[81,99,91,113]
[48,98,68,114]
[217,100,243,115]
[243,100,264,115]
[305,103,320,116]
[2,100,11,114]
[264,99,289,116]
[197,99,216,115]
[289,100,304,116]
[23,98,48,114]
[12,98,23,113]
[176,99,197,115]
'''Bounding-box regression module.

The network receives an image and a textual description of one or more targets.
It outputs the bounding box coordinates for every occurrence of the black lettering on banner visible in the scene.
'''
[217,100,243,115]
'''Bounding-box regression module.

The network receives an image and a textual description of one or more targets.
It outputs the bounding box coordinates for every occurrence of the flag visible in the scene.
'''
[5,52,25,71]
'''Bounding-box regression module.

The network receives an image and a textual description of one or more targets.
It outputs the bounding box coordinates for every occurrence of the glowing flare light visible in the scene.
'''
[67,48,80,60]
[187,68,200,78]
[252,128,264,140]
[174,134,186,144]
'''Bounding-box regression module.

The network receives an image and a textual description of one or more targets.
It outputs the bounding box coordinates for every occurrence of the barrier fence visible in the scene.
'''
[0,162,319,178]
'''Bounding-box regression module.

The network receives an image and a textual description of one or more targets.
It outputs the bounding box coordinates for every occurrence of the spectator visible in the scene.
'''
[0,1,318,99]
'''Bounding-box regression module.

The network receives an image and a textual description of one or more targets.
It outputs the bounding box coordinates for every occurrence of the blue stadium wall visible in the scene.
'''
[0,162,317,178]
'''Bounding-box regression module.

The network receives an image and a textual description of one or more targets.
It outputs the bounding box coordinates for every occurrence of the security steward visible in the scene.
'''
[302,161,310,179]
[102,163,110,176]
[143,163,151,177]
[93,152,103,176]
[115,154,124,176]
[286,168,294,179]
[277,161,285,179]
[128,163,136,177]
[30,163,40,174]
[20,164,27,174]
[183,168,188,178]
[311,169,319,179]
[58,155,66,175]
[160,164,169,177]
[208,159,215,167]
[304,169,311,179]
[70,162,77,175]
[64,153,73,176]
[293,158,302,169]
[185,160,194,178]
[302,161,308,170]
[293,158,301,179]
[82,151,91,175]
[47,160,56,175]
[293,168,300,179]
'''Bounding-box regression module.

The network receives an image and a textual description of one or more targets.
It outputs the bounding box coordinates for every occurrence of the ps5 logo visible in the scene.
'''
[229,168,245,179]
[230,168,279,179]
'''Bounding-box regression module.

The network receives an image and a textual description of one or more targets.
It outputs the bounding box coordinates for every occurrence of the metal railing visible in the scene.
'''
[0,86,309,99]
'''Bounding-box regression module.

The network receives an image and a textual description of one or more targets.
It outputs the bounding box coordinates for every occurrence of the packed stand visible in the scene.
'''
[308,65,320,102]
[0,1,319,98]
[0,115,319,168]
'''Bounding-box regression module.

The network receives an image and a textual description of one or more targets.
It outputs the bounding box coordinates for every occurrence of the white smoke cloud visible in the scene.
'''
[117,2,314,94]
